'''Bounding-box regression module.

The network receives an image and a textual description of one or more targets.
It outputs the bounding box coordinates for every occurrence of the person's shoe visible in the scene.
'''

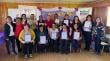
[24,55,28,59]
[29,54,33,58]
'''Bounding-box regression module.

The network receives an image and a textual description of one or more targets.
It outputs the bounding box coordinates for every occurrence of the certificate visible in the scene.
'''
[84,21,91,28]
[61,32,67,39]
[64,20,69,26]
[39,36,46,44]
[55,19,60,24]
[25,35,31,43]
[84,21,92,31]
[51,32,57,39]
[73,32,80,40]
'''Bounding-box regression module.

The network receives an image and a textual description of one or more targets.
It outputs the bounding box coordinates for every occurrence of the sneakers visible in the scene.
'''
[24,54,33,59]
[24,55,28,59]
[29,54,33,58]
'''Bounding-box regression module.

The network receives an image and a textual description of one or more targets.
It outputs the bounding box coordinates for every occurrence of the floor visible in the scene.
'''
[0,44,110,61]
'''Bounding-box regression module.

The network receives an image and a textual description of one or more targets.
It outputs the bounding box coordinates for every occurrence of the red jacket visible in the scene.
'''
[15,23,24,38]
[45,20,54,28]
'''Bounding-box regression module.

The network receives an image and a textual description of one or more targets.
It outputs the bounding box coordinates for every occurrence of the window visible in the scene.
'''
[107,7,110,27]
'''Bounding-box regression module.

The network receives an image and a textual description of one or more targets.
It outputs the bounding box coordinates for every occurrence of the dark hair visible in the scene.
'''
[62,23,67,26]
[6,16,13,23]
[16,17,21,20]
[86,15,92,21]
[73,16,81,24]
[21,14,26,18]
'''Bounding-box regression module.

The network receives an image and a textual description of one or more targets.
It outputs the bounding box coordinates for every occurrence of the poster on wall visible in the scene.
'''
[41,7,76,20]
[8,5,41,22]
[76,7,92,22]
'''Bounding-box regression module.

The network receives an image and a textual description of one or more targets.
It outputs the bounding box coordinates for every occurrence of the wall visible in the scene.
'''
[0,1,110,33]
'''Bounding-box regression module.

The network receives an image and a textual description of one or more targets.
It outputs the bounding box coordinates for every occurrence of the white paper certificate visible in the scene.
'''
[51,32,57,39]
[61,32,67,39]
[73,32,80,40]
[84,21,91,28]
[39,36,46,44]
[25,35,31,43]
[84,21,92,31]
[64,20,69,26]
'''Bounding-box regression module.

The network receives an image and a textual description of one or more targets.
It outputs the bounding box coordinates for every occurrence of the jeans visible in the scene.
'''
[5,36,16,54]
[59,39,69,53]
[22,43,33,55]
[84,31,92,51]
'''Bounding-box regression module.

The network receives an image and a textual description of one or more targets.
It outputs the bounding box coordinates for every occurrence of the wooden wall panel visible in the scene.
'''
[0,1,110,33]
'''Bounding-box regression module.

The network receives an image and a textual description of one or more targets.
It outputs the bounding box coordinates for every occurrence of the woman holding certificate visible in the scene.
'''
[59,23,69,54]
[36,25,48,53]
[49,23,59,52]
[63,14,70,27]
[71,24,82,52]
[93,17,105,54]
[83,15,94,51]
[19,24,35,58]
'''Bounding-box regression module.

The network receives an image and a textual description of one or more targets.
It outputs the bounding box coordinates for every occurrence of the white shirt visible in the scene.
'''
[83,21,92,32]
[7,23,14,36]
[49,28,58,39]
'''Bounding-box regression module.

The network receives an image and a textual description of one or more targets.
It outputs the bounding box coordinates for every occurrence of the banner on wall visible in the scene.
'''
[8,5,41,21]
[76,7,92,22]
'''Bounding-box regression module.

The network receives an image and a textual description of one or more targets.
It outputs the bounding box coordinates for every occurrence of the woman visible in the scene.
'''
[4,16,17,55]
[45,15,54,28]
[93,17,105,54]
[83,15,94,51]
[35,25,48,52]
[15,17,24,52]
[28,14,37,30]
[37,15,45,27]
[21,14,27,25]
[73,16,82,29]
[19,24,35,58]
[63,14,70,27]
[59,23,69,54]
[71,24,82,52]
[48,23,59,52]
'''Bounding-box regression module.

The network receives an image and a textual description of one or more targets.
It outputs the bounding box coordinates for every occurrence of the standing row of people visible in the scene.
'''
[4,14,105,59]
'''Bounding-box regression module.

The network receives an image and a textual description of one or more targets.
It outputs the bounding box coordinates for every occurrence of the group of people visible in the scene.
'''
[4,13,105,58]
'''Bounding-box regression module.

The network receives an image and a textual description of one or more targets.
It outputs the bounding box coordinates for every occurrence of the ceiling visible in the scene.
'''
[0,0,105,4]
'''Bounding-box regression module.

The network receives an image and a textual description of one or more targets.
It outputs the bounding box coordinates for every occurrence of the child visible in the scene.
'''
[19,24,35,58]
[71,24,82,52]
[48,23,59,52]
[59,23,69,54]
